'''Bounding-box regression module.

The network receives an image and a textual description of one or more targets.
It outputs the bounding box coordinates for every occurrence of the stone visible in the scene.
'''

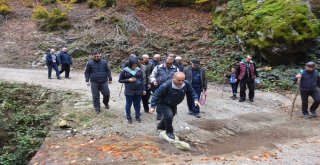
[59,119,70,128]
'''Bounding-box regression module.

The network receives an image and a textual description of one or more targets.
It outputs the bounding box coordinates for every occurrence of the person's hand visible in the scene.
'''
[108,81,112,84]
[128,78,136,82]
[296,73,302,79]
[195,100,202,108]
[86,82,91,86]
[153,81,158,86]
[149,107,155,113]
[143,91,146,95]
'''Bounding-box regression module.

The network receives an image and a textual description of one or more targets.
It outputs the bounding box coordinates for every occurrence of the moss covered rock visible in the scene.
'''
[310,0,320,18]
[213,0,320,64]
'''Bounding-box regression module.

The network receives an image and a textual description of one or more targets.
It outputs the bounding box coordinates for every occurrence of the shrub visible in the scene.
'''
[22,0,34,8]
[32,6,72,31]
[41,0,56,4]
[32,6,49,19]
[0,0,11,15]
[87,0,116,8]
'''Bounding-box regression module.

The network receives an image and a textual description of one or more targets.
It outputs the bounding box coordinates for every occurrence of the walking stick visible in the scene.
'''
[221,71,227,99]
[119,83,123,97]
[290,78,300,120]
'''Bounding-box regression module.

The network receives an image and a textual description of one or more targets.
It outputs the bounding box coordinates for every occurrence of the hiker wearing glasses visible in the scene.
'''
[184,59,207,118]
[85,51,112,114]
[119,57,146,124]
[149,72,201,140]
[150,55,179,120]
[293,61,320,119]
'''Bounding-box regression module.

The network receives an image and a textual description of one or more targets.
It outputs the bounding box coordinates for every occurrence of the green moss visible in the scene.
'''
[214,0,320,49]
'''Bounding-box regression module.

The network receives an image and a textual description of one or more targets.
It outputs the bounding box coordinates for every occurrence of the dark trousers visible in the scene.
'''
[142,87,151,112]
[91,82,110,111]
[187,86,201,114]
[240,78,255,100]
[59,64,71,78]
[154,86,163,118]
[300,89,320,115]
[125,94,142,119]
[231,82,238,96]
[47,63,60,78]
[157,104,177,133]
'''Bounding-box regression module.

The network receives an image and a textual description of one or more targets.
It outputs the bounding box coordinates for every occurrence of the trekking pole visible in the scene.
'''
[221,71,226,98]
[119,83,123,97]
[290,78,300,120]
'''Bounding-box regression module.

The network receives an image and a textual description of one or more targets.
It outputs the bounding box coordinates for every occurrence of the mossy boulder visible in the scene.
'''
[310,0,320,18]
[213,0,320,64]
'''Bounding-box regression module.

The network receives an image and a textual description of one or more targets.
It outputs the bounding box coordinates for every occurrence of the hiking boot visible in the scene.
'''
[57,77,61,80]
[66,77,71,79]
[304,114,311,119]
[167,132,175,140]
[249,99,254,102]
[311,111,318,118]
[194,113,201,118]
[232,95,236,100]
[188,111,193,115]
[96,109,100,114]
[105,104,110,109]
[156,114,162,120]
[230,96,234,98]
[127,118,133,124]
[48,77,52,79]
[239,99,245,102]
[136,117,141,123]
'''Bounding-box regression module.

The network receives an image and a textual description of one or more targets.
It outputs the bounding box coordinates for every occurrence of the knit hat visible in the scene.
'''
[129,57,138,68]
[191,59,200,65]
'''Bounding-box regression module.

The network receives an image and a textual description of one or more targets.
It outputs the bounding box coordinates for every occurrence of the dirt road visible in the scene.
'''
[1,67,320,164]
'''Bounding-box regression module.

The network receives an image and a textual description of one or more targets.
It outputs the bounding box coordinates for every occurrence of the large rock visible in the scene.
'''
[213,0,320,64]
[310,0,320,18]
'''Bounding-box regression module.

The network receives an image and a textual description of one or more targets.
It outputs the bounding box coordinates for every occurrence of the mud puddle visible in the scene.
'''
[188,112,320,156]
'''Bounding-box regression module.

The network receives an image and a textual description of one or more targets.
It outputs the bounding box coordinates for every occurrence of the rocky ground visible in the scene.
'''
[0,67,320,164]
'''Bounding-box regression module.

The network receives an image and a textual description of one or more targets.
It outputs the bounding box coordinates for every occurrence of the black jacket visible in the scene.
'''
[293,69,320,90]
[118,67,145,96]
[184,66,208,91]
[84,59,112,83]
[150,80,198,108]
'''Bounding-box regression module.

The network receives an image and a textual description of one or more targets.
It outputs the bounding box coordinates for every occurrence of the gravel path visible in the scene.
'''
[1,67,320,164]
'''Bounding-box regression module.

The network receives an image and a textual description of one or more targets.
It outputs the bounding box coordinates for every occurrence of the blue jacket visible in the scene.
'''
[58,52,73,65]
[150,80,198,108]
[293,69,320,91]
[46,53,59,65]
[119,67,145,96]
[184,66,207,91]
[84,59,112,83]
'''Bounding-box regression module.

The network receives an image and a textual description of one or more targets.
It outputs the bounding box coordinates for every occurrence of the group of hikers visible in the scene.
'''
[46,48,319,140]
[45,47,73,79]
